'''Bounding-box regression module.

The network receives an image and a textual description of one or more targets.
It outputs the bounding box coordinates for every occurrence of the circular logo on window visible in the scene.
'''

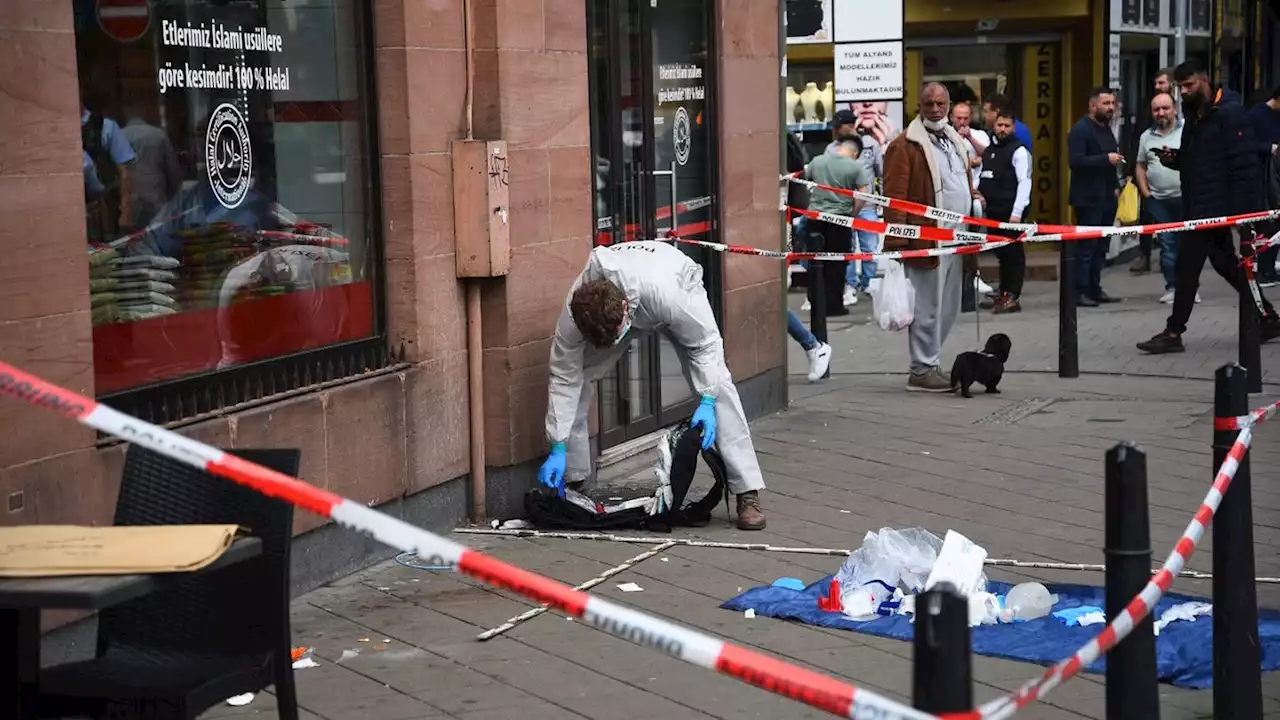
[205,103,253,209]
[673,106,692,166]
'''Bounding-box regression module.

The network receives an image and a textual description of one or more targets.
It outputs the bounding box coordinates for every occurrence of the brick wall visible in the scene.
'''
[719,0,785,380]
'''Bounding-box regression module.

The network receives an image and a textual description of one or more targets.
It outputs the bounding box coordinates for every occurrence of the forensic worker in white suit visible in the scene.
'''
[538,241,767,530]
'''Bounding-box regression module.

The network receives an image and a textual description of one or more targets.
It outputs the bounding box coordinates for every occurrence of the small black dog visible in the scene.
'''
[949,333,1012,398]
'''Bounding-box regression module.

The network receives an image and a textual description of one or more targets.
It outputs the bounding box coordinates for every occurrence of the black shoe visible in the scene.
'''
[1077,294,1099,307]
[1095,291,1123,304]
[1259,271,1280,289]
[1136,331,1185,354]
[978,294,996,310]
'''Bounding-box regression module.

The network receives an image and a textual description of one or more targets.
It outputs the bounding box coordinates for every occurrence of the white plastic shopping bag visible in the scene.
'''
[834,527,943,620]
[870,260,914,331]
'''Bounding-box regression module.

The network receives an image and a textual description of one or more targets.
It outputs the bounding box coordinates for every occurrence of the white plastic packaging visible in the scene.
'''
[869,260,915,331]
[924,530,990,598]
[834,527,943,620]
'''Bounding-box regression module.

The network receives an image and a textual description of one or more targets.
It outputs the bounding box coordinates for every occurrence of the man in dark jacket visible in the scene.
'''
[979,107,1032,313]
[1068,87,1126,306]
[1247,85,1280,286]
[1137,60,1280,354]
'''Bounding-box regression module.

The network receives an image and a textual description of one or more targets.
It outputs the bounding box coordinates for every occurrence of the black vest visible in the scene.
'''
[979,135,1025,220]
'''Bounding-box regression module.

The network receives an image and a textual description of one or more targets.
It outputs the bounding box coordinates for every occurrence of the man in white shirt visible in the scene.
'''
[1135,91,1191,303]
[951,102,989,186]
[977,108,1032,313]
[952,101,998,298]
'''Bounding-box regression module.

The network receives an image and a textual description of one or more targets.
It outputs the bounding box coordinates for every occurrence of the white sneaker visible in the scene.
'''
[1160,290,1201,304]
[801,299,811,311]
[806,343,832,382]
[976,278,994,294]
[843,286,858,306]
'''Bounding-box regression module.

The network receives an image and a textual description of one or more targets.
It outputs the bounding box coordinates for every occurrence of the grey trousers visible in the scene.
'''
[905,255,963,375]
[565,333,766,495]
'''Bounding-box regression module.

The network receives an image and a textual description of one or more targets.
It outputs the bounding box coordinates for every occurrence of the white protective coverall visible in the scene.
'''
[544,241,766,495]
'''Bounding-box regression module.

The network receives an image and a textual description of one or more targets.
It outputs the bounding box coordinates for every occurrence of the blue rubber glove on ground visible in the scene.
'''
[690,395,717,450]
[538,443,567,496]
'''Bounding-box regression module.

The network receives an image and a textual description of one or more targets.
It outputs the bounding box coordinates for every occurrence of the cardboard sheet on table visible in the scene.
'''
[0,524,239,577]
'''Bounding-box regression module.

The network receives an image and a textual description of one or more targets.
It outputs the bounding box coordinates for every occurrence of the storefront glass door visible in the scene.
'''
[588,0,721,448]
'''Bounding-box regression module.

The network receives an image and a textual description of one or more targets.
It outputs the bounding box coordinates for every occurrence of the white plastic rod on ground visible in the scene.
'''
[476,540,677,641]
[454,528,1280,583]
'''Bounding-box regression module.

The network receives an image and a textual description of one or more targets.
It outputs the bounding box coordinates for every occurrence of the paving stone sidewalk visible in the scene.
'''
[204,266,1280,720]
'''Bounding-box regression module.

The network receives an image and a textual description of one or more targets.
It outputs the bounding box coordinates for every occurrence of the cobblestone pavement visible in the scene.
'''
[204,266,1280,720]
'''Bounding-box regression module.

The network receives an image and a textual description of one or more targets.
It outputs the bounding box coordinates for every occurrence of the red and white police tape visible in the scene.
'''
[1,357,1273,720]
[673,206,1280,265]
[783,172,1280,241]
[673,234,1013,264]
[0,360,934,720]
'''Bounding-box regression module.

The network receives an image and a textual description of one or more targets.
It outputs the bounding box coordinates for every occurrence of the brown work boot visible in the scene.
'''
[736,491,766,531]
[992,292,1022,314]
[1129,255,1151,274]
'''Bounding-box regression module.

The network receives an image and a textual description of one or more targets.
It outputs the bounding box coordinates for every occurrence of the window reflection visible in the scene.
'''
[74,0,376,394]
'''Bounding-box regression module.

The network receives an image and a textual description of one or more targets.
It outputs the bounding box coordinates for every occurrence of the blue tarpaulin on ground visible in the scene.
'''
[721,578,1280,688]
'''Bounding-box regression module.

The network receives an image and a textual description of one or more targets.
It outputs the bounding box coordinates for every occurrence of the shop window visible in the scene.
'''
[73,0,386,420]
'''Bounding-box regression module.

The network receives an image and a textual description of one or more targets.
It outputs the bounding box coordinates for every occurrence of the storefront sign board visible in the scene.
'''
[834,41,904,101]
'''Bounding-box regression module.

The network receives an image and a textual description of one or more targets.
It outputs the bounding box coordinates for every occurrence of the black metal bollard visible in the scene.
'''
[1059,240,1079,378]
[1238,236,1263,393]
[1104,442,1159,719]
[961,268,976,313]
[1212,364,1262,718]
[808,228,829,343]
[912,583,973,714]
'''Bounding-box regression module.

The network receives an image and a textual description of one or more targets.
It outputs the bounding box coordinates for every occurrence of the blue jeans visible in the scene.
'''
[794,217,813,271]
[845,207,879,289]
[1073,199,1119,298]
[1144,195,1182,291]
[787,309,818,350]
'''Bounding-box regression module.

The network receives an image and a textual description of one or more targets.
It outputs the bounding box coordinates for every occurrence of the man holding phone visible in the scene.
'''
[1134,91,1189,303]
[1067,87,1126,307]
[1137,60,1280,354]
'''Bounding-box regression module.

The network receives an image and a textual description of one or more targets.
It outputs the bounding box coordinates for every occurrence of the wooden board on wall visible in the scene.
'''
[1023,42,1061,226]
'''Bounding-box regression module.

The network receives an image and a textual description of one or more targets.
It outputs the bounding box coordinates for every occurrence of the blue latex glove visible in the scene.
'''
[538,443,567,496]
[690,395,717,450]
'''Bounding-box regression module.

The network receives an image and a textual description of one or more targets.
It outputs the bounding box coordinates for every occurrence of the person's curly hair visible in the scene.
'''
[570,279,628,347]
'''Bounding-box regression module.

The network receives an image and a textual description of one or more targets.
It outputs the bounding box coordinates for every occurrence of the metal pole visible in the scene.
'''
[912,583,973,714]
[1238,234,1263,393]
[1059,240,1079,377]
[1173,0,1187,65]
[1213,363,1263,719]
[1104,442,1160,719]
